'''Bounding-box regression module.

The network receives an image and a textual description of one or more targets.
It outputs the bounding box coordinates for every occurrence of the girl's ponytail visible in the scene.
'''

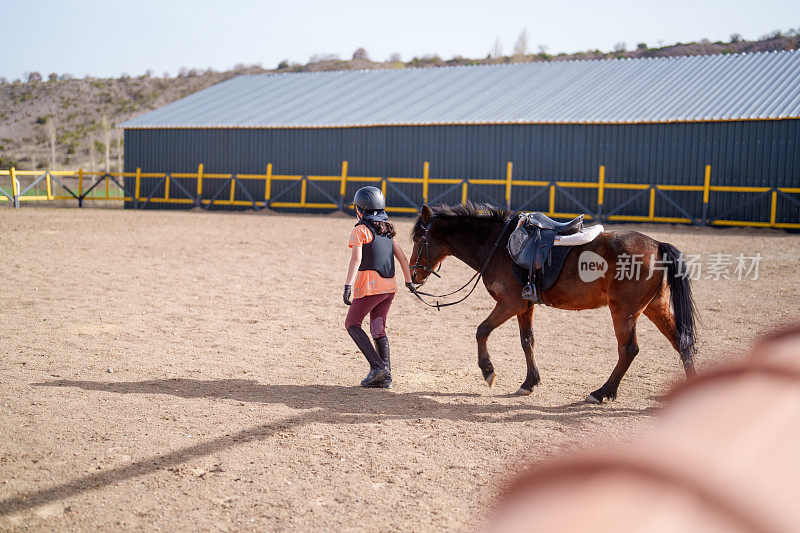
[358,208,396,238]
[370,220,396,238]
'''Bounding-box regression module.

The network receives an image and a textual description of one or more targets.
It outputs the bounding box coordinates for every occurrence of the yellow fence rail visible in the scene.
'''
[0,169,131,207]
[1,163,797,229]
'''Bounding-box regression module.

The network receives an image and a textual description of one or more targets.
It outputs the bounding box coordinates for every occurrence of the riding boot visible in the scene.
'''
[374,335,390,371]
[347,326,391,388]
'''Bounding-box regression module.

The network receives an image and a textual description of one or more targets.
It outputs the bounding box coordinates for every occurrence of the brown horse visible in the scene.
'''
[409,203,698,402]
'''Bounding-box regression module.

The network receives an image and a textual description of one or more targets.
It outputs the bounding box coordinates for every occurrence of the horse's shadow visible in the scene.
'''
[35,377,653,424]
[0,378,654,517]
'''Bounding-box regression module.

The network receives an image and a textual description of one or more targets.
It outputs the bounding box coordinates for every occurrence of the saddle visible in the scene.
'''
[523,212,584,233]
[507,213,598,303]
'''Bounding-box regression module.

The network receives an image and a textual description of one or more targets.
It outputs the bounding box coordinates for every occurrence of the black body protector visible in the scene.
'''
[356,220,395,279]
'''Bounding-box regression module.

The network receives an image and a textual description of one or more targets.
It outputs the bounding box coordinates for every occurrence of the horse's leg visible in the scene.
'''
[476,302,517,387]
[644,290,696,377]
[587,301,642,403]
[516,306,539,395]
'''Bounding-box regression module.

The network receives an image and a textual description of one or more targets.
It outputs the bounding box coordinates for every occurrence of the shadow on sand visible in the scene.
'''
[1,378,654,516]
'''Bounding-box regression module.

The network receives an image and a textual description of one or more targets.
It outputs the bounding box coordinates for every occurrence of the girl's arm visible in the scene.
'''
[346,245,362,286]
[393,240,413,284]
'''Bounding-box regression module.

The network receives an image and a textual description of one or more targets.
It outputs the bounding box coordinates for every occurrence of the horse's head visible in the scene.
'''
[410,205,449,286]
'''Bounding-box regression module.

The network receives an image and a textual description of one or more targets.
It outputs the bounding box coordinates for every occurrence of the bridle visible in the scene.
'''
[409,215,515,310]
[410,217,442,279]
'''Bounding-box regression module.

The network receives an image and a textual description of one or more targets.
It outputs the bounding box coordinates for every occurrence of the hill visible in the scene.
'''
[1,32,798,172]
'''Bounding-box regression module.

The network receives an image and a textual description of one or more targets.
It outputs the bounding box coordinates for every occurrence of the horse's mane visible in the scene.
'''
[411,202,511,240]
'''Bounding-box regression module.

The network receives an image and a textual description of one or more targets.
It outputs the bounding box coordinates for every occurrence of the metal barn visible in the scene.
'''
[121,51,800,227]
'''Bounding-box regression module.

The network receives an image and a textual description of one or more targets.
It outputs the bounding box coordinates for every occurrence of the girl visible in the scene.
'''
[344,186,413,388]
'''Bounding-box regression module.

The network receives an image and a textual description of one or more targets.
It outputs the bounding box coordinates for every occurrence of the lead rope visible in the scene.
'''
[409,217,515,310]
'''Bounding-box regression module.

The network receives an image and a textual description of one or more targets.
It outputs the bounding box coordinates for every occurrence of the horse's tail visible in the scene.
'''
[658,242,698,368]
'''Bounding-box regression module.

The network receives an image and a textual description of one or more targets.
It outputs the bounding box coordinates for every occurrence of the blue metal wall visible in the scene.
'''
[124,120,800,223]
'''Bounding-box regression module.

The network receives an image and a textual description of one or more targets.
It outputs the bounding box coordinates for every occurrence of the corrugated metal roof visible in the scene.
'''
[120,50,800,129]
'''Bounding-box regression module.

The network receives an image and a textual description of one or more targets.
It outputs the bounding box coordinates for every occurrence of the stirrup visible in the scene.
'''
[521,284,533,301]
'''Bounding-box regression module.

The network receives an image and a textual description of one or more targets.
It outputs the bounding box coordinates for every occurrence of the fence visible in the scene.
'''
[1,163,798,229]
[0,168,127,207]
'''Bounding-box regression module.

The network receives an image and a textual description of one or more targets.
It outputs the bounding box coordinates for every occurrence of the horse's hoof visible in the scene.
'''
[515,387,533,396]
[485,372,496,388]
[585,393,602,404]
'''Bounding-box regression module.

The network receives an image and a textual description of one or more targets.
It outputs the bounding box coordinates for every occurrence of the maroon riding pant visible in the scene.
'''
[345,292,395,338]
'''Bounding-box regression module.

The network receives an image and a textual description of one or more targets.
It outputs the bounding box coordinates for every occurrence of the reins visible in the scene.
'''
[409,215,515,310]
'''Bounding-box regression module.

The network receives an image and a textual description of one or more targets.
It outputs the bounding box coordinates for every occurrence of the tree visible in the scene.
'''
[26,71,42,82]
[352,48,370,61]
[490,38,503,59]
[48,72,58,81]
[101,116,111,173]
[43,118,57,169]
[613,42,626,53]
[636,42,648,50]
[277,60,289,69]
[88,136,97,172]
[513,29,529,57]
[117,129,123,173]
[388,52,402,63]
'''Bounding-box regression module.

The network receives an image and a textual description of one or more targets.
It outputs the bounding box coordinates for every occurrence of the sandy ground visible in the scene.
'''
[1,208,798,532]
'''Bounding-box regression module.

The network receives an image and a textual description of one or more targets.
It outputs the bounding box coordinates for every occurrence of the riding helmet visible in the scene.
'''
[353,186,386,211]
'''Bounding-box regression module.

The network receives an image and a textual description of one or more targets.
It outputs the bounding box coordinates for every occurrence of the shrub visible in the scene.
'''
[352,48,369,61]
[0,155,18,168]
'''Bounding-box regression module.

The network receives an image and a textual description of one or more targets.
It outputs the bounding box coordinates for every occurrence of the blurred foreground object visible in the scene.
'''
[487,324,800,533]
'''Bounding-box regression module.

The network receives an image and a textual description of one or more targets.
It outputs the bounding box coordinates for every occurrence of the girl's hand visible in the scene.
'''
[343,285,353,306]
[393,240,414,287]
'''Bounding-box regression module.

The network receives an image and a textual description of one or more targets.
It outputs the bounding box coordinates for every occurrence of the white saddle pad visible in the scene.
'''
[554,224,604,246]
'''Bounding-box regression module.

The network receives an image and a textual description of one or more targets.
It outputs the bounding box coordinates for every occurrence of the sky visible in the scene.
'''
[1,0,798,80]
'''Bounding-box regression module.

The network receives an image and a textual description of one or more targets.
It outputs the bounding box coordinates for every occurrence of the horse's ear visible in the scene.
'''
[420,204,431,225]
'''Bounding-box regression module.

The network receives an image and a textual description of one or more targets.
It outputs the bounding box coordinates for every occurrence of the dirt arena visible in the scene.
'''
[1,208,798,531]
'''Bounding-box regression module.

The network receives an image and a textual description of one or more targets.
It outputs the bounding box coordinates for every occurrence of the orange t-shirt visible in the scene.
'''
[348,225,397,299]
